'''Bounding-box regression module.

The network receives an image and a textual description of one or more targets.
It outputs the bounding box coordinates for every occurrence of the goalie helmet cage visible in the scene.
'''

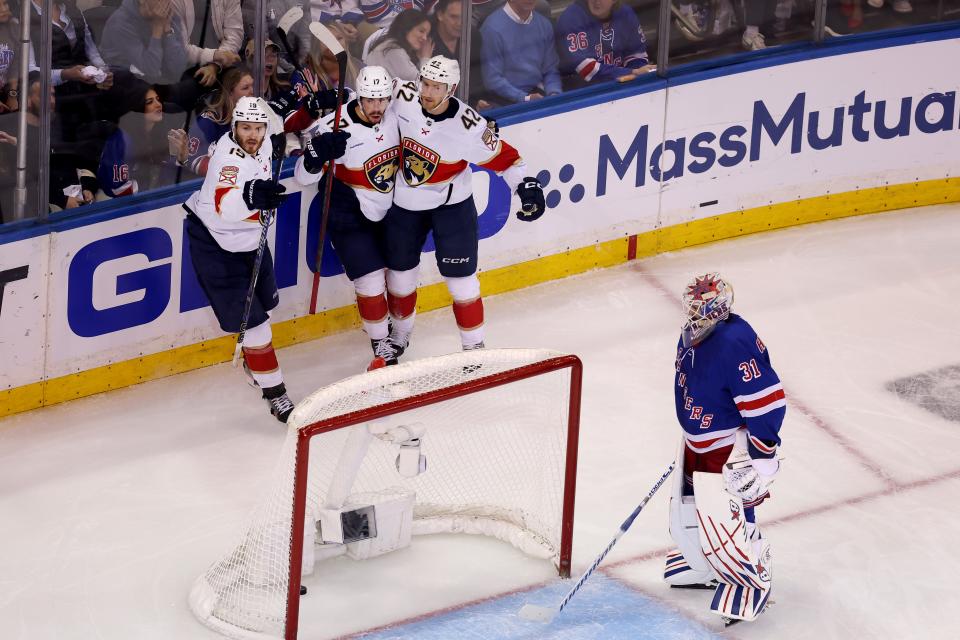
[189,349,583,640]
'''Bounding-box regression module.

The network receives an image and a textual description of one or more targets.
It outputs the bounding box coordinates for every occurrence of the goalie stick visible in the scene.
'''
[518,462,676,623]
[307,20,348,315]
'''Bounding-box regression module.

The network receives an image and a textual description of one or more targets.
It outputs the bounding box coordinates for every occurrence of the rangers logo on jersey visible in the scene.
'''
[401,138,439,186]
[364,147,400,193]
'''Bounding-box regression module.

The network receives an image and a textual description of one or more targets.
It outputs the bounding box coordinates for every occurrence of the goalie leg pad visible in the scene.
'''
[666,438,717,587]
[694,470,772,623]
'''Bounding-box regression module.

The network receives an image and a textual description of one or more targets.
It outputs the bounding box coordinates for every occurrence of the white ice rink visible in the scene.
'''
[3,203,960,639]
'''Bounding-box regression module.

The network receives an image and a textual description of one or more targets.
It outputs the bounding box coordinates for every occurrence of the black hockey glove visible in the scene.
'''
[242,179,288,211]
[270,133,286,161]
[515,177,545,221]
[303,130,351,174]
[306,89,339,118]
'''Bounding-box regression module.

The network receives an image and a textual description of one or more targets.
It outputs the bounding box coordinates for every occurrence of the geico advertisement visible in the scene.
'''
[0,234,48,389]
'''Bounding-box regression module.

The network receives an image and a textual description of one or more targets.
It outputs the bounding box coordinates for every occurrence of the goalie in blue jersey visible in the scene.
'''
[663,273,783,626]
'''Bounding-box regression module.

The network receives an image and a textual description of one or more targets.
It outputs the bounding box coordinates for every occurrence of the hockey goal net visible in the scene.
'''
[189,348,582,640]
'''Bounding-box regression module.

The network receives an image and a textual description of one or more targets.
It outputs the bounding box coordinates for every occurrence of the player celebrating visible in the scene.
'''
[664,273,783,625]
[294,66,403,367]
[384,55,546,355]
[183,96,295,423]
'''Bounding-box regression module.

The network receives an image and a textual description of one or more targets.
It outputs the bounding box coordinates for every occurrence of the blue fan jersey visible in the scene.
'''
[674,314,784,460]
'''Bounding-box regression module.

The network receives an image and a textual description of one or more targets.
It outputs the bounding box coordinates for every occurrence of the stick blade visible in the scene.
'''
[277,6,303,33]
[518,604,556,623]
[308,21,345,57]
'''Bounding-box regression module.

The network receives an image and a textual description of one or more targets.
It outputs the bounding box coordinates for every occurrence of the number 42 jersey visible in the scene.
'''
[674,314,785,460]
[391,80,528,211]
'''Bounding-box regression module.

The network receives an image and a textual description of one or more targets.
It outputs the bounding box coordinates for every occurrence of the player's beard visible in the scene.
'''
[239,133,264,155]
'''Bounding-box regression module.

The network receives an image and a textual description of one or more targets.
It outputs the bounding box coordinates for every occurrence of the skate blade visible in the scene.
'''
[670,581,719,590]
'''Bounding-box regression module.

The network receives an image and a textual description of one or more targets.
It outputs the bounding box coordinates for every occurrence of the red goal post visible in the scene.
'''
[189,349,583,640]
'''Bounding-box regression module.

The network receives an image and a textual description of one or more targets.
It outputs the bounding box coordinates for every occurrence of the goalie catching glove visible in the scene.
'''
[516,177,545,221]
[242,179,288,211]
[723,455,779,508]
[303,130,351,174]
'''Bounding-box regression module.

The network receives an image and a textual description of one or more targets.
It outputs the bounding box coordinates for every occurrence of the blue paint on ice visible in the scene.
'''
[353,575,721,639]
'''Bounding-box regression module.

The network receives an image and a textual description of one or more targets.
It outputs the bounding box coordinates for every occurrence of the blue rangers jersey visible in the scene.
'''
[674,314,784,460]
[555,0,649,84]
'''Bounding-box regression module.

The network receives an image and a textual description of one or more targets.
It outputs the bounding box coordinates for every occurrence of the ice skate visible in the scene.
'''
[262,383,295,423]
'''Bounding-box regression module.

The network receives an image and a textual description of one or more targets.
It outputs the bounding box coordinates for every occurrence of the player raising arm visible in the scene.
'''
[295,66,403,369]
[665,273,783,625]
[384,55,546,355]
[182,97,295,423]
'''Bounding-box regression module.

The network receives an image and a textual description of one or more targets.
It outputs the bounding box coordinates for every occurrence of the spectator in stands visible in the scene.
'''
[26,0,144,136]
[356,0,426,54]
[741,0,776,50]
[480,0,560,105]
[364,8,432,82]
[309,0,364,49]
[430,0,461,59]
[0,0,20,117]
[0,74,98,213]
[98,84,178,196]
[169,0,244,88]
[168,64,253,177]
[556,0,654,89]
[241,0,310,64]
[297,21,361,95]
[867,0,913,14]
[100,0,190,85]
[244,38,290,100]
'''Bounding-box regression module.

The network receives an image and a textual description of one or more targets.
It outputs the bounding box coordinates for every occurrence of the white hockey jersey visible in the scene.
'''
[294,99,400,222]
[185,132,275,253]
[391,80,528,211]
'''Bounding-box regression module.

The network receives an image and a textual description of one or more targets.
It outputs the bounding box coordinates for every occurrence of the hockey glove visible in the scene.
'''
[242,179,288,211]
[516,177,545,221]
[303,130,351,174]
[306,89,339,118]
[723,457,779,508]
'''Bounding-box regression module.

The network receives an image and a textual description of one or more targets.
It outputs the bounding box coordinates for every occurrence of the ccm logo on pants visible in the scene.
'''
[441,258,471,264]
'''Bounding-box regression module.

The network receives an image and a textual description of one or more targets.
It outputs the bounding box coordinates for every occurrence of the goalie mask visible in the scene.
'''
[681,273,734,347]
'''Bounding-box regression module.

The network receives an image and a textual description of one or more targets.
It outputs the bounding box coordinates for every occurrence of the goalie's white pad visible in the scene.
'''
[693,471,772,623]
[665,439,716,587]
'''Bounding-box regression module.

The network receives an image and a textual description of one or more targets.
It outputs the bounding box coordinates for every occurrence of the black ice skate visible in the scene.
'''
[368,337,402,370]
[462,341,485,374]
[262,383,295,423]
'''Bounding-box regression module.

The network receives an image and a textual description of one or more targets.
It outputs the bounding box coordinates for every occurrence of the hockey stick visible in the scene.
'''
[275,7,311,91]
[518,462,676,623]
[307,21,348,315]
[232,108,287,367]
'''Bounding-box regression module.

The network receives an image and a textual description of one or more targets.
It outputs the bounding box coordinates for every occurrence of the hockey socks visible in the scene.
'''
[453,298,484,349]
[355,271,389,340]
[242,322,284,390]
[386,290,416,346]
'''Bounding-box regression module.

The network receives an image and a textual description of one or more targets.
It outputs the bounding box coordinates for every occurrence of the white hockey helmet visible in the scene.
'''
[356,66,393,99]
[232,96,271,129]
[681,272,734,347]
[419,55,460,88]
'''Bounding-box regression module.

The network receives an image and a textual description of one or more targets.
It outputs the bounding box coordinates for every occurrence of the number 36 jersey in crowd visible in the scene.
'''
[674,314,785,460]
[391,80,528,211]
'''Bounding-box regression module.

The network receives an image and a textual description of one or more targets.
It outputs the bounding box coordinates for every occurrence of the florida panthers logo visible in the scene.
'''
[364,147,400,193]
[728,500,741,521]
[401,138,439,186]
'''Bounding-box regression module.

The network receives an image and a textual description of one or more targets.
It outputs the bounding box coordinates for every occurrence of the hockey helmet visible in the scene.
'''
[232,96,271,129]
[356,66,393,99]
[681,273,734,347]
[419,55,460,88]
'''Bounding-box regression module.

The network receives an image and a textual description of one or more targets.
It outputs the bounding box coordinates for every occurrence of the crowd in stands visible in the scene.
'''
[0,0,952,222]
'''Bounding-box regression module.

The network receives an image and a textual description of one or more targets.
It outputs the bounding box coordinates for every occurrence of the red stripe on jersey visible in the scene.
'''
[284,105,313,133]
[735,389,786,412]
[243,343,280,373]
[749,435,777,454]
[427,160,469,184]
[477,141,520,173]
[214,186,234,214]
[453,298,484,330]
[334,164,372,189]
[357,293,388,322]
[578,59,598,80]
[387,291,417,319]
